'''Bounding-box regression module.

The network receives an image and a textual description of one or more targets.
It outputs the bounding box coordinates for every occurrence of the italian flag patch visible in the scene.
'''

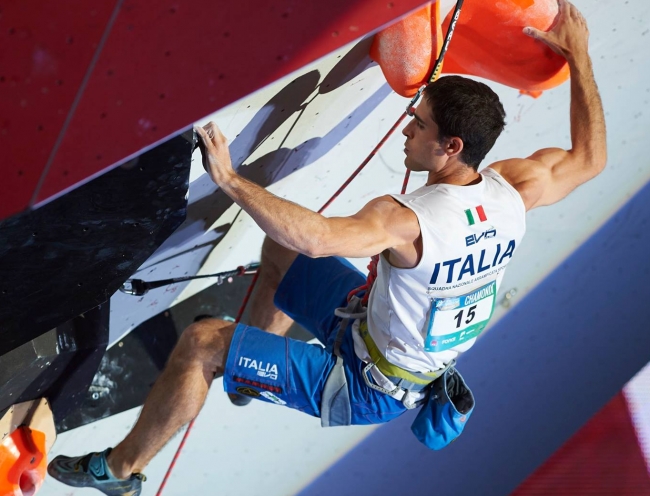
[465,205,487,225]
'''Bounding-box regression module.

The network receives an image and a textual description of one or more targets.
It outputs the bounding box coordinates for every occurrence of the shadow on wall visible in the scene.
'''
[147,37,386,269]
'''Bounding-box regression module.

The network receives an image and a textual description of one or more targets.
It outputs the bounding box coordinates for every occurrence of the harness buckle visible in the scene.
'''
[361,362,427,410]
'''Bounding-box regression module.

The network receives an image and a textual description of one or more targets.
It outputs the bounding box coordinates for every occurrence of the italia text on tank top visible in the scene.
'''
[352,167,527,373]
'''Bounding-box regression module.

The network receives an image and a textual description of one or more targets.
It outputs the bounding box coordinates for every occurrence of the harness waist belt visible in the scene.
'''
[358,320,449,390]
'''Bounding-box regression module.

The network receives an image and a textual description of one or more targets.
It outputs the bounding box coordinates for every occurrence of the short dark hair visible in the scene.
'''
[423,76,506,169]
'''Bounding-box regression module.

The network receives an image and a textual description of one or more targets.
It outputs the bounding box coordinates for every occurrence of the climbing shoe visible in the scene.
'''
[47,448,146,496]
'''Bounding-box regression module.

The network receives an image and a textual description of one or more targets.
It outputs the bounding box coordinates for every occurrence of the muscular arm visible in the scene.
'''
[221,174,418,258]
[194,124,420,260]
[492,0,607,210]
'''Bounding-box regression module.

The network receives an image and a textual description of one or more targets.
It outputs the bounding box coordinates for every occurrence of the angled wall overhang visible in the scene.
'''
[0,0,428,220]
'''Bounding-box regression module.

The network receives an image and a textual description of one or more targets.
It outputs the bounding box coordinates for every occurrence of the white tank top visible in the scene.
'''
[352,168,526,373]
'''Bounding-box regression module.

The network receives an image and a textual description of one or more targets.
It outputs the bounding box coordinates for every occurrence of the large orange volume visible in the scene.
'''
[370,2,443,97]
[441,0,569,92]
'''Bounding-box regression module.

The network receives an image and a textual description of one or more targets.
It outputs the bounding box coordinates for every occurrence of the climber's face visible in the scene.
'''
[402,100,464,174]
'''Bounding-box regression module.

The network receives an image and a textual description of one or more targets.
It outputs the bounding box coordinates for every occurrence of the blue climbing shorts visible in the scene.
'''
[223,255,408,425]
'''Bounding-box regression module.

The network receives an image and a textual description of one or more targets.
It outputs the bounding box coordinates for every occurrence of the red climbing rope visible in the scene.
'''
[346,254,379,305]
[346,167,411,306]
[156,1,463,487]
[154,271,258,495]
[317,112,408,214]
[156,129,410,495]
[156,114,412,496]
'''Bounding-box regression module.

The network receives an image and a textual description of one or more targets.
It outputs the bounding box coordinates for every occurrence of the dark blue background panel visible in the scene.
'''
[301,179,650,496]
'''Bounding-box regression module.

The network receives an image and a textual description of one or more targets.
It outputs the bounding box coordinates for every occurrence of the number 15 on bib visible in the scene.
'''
[424,281,497,353]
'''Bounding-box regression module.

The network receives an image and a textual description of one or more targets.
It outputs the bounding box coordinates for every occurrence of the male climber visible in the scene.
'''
[48,1,606,494]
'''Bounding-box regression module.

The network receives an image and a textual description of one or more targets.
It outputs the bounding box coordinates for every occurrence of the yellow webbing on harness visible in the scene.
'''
[358,321,444,386]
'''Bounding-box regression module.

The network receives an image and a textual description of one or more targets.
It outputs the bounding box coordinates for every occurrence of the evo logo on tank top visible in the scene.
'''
[428,239,516,290]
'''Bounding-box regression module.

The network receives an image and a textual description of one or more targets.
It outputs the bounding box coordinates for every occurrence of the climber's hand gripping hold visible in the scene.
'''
[195,122,235,187]
[523,0,589,60]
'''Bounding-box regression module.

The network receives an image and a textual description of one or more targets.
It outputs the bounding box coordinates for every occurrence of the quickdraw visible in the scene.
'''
[119,263,260,296]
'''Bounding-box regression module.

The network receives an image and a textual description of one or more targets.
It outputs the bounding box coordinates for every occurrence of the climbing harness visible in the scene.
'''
[328,296,455,416]
[324,293,476,449]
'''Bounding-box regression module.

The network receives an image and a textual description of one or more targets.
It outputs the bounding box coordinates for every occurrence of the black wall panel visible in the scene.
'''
[0,303,109,427]
[0,130,193,355]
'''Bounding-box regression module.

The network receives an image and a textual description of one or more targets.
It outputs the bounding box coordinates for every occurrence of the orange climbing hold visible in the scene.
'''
[440,0,569,92]
[0,427,48,496]
[0,399,55,496]
[370,1,443,97]
[371,0,569,98]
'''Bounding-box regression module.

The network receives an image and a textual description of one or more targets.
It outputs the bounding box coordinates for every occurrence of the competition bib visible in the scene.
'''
[424,281,497,353]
